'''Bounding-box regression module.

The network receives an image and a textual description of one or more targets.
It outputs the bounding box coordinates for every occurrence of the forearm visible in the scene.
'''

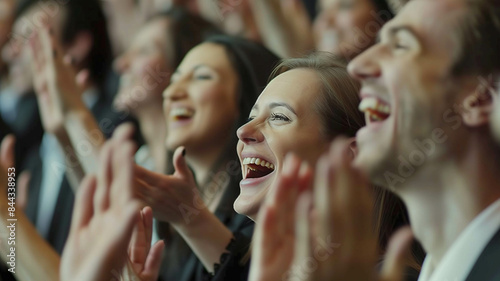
[0,210,60,281]
[64,108,105,175]
[173,208,233,273]
[251,0,314,58]
[55,130,86,191]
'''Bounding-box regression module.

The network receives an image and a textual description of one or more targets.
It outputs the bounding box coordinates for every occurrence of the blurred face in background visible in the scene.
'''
[492,81,500,144]
[2,2,64,94]
[113,17,172,114]
[314,0,390,60]
[234,69,329,220]
[162,42,239,154]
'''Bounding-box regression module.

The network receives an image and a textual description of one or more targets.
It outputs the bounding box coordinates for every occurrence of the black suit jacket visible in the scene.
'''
[465,227,500,281]
[24,92,139,254]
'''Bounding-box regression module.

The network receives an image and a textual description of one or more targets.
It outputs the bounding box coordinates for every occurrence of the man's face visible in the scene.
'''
[348,0,469,188]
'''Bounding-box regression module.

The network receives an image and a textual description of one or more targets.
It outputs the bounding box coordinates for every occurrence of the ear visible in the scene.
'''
[347,137,358,160]
[65,31,93,66]
[460,76,495,127]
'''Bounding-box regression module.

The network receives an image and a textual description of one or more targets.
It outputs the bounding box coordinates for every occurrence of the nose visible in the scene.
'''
[113,53,130,74]
[163,77,187,101]
[347,46,382,81]
[237,120,264,144]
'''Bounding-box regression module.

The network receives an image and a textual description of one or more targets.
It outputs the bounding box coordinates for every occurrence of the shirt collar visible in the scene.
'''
[418,198,500,281]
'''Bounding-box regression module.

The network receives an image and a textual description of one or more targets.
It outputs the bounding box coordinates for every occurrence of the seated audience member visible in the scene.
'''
[19,0,125,255]
[241,53,421,281]
[1,0,43,172]
[314,0,395,59]
[101,52,422,281]
[253,0,500,281]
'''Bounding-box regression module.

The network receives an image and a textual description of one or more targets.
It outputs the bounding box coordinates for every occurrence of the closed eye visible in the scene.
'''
[270,113,291,122]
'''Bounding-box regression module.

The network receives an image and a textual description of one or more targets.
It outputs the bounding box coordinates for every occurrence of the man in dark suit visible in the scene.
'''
[4,0,133,256]
[347,0,500,280]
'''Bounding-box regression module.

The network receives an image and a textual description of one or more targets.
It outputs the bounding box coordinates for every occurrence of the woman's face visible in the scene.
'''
[163,43,239,152]
[234,69,330,220]
[113,18,172,112]
[314,0,384,59]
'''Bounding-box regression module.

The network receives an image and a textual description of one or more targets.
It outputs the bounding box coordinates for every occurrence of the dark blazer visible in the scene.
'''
[23,92,138,254]
[465,227,500,281]
[159,175,254,281]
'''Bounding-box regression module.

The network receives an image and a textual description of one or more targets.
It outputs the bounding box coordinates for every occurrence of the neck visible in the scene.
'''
[135,104,167,173]
[396,133,500,267]
[185,141,230,187]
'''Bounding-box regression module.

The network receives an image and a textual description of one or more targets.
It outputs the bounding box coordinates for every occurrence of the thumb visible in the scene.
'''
[380,226,414,281]
[172,146,193,180]
[143,240,165,281]
[17,171,31,211]
[0,135,15,168]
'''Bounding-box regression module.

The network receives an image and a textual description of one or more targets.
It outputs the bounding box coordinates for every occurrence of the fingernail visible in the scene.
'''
[182,148,186,157]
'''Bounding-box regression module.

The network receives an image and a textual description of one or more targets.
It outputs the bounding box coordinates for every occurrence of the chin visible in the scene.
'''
[233,196,260,220]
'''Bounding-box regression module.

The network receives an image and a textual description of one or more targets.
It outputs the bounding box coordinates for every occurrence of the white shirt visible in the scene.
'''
[418,198,500,281]
[135,145,161,246]
[36,89,98,238]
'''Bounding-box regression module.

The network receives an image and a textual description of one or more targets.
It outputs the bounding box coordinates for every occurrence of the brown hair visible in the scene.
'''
[268,52,365,139]
[260,52,424,271]
[452,0,500,77]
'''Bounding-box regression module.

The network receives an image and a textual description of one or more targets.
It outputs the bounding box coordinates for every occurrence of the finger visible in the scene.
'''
[16,171,31,211]
[172,146,193,181]
[111,141,137,206]
[128,210,143,261]
[141,206,154,255]
[95,141,113,213]
[112,123,136,143]
[255,204,278,261]
[142,240,165,280]
[70,175,97,234]
[292,191,313,279]
[0,135,15,168]
[380,227,414,281]
[313,153,332,241]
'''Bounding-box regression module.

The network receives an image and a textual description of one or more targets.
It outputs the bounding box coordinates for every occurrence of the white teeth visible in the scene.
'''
[242,157,275,170]
[358,97,391,114]
[170,108,194,118]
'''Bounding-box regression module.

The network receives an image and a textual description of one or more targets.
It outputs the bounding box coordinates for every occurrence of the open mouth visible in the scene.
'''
[242,157,275,179]
[358,97,391,123]
[170,107,194,121]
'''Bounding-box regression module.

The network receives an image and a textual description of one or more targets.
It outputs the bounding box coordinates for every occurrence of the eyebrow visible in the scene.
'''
[173,64,208,75]
[251,102,297,115]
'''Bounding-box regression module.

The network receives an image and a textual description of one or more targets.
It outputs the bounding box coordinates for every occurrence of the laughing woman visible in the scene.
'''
[118,52,421,281]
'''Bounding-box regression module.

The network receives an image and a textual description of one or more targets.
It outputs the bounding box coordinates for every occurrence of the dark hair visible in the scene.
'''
[161,36,280,278]
[452,0,500,77]
[16,0,112,89]
[268,52,423,271]
[148,7,222,71]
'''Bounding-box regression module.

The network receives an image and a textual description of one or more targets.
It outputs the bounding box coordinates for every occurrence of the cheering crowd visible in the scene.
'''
[1,0,500,280]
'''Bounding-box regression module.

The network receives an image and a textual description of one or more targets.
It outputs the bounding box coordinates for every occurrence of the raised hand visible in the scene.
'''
[121,206,165,281]
[292,139,414,281]
[248,154,313,281]
[133,146,204,226]
[28,25,85,136]
[60,139,142,281]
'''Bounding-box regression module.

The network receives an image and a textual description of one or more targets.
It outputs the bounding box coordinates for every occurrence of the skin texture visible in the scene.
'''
[234,69,329,220]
